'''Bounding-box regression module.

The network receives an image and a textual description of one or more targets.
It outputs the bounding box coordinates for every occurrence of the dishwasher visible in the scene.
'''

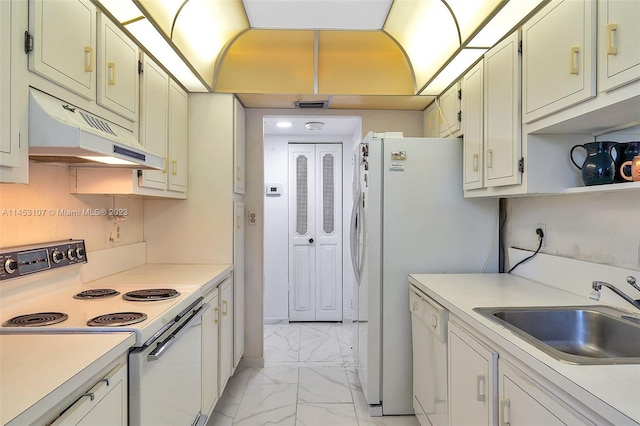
[409,284,448,426]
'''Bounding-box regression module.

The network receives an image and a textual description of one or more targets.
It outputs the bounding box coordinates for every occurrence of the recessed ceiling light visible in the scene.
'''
[305,122,325,131]
[276,121,292,128]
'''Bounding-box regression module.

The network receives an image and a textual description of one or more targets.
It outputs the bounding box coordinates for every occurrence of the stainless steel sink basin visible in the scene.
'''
[473,305,640,364]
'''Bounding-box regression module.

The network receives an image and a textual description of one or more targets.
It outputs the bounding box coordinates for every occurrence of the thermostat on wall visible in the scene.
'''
[265,183,282,196]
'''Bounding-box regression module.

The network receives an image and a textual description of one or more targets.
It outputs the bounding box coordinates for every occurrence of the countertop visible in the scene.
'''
[0,333,135,425]
[0,263,233,425]
[409,273,640,425]
[88,263,233,293]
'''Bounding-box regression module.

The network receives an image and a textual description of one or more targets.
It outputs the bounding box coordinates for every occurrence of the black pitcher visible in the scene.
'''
[570,141,617,186]
[614,141,640,183]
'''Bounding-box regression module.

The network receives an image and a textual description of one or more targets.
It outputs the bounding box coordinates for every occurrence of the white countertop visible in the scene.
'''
[409,273,640,425]
[0,333,135,425]
[87,263,233,293]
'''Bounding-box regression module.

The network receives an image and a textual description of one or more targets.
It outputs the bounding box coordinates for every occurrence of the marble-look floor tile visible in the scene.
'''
[299,333,343,362]
[264,325,301,362]
[219,367,253,404]
[298,367,352,403]
[296,403,359,426]
[248,365,299,385]
[233,383,297,426]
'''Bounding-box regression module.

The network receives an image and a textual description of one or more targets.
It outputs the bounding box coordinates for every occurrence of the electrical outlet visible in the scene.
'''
[536,223,546,247]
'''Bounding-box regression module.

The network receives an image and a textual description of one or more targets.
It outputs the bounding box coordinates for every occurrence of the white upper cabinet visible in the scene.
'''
[462,61,483,190]
[233,98,246,195]
[438,82,461,137]
[139,55,170,190]
[423,102,440,138]
[97,13,139,121]
[1,0,28,183]
[28,0,97,100]
[1,0,18,169]
[597,0,640,92]
[168,80,188,192]
[483,30,522,188]
[522,0,596,123]
[462,30,522,193]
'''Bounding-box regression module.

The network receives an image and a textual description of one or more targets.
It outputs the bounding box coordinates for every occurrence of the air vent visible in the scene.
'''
[79,111,117,136]
[295,100,330,109]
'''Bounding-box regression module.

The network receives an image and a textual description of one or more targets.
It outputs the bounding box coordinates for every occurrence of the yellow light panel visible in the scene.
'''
[318,31,414,95]
[215,30,316,94]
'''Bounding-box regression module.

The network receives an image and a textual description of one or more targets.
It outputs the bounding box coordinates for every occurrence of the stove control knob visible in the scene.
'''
[75,247,86,259]
[4,258,17,274]
[52,250,64,264]
[67,248,76,260]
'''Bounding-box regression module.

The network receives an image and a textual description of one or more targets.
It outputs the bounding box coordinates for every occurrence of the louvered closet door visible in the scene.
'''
[289,144,342,322]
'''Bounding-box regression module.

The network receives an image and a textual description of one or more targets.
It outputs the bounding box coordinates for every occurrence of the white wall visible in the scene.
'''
[263,130,360,323]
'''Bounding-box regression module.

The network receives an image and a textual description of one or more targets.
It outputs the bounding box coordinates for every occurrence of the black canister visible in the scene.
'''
[614,141,640,183]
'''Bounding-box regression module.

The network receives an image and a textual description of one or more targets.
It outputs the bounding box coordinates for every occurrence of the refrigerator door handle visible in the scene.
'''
[350,189,362,284]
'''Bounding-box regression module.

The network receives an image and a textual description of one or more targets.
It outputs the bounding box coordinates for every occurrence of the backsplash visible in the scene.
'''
[0,162,143,251]
[504,190,640,270]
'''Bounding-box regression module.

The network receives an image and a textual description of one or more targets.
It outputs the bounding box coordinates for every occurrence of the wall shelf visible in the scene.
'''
[563,181,640,194]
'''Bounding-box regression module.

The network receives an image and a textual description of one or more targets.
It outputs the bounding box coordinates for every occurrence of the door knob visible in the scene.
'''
[309,238,314,244]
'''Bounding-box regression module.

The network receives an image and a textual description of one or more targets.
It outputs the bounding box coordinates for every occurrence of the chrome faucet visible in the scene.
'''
[590,276,640,310]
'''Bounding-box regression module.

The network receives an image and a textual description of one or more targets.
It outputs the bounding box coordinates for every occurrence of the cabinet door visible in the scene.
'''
[51,364,127,426]
[423,102,439,138]
[139,55,169,190]
[219,278,234,394]
[484,30,522,188]
[438,83,461,137]
[448,321,497,426]
[498,360,592,426]
[168,80,188,192]
[202,289,220,417]
[522,0,596,122]
[0,0,18,168]
[97,13,139,121]
[233,98,246,194]
[29,0,96,100]
[233,202,245,368]
[598,0,640,92]
[462,61,483,190]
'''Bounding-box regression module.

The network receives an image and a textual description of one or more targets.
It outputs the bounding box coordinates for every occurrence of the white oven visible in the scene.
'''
[0,240,209,425]
[129,297,210,426]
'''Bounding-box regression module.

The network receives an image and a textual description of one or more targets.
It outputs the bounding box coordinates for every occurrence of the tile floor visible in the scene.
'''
[207,322,419,426]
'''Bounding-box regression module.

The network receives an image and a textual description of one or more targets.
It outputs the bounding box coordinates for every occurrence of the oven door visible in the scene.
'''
[129,302,210,426]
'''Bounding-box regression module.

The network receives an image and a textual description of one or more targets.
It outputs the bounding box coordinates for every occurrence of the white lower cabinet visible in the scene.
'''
[50,363,127,426]
[498,359,592,426]
[219,276,235,394]
[202,286,220,418]
[448,321,497,426]
[446,315,608,426]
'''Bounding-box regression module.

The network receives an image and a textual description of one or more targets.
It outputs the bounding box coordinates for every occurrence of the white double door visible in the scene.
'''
[289,143,343,322]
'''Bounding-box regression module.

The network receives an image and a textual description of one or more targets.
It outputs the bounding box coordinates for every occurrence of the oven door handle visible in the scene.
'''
[147,303,211,362]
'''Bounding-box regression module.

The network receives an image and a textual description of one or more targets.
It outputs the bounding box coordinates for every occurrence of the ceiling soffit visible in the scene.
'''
[215,30,415,96]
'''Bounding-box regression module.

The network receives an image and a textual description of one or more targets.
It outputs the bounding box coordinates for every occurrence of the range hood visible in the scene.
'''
[28,89,164,170]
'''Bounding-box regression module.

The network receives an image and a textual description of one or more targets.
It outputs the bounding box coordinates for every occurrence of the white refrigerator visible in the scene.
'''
[350,132,498,416]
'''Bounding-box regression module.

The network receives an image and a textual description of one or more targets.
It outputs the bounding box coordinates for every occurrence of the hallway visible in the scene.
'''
[208,322,419,425]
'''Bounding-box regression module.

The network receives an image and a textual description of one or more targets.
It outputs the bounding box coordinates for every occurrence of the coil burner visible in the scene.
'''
[73,288,121,299]
[2,312,68,327]
[122,288,180,302]
[87,312,148,327]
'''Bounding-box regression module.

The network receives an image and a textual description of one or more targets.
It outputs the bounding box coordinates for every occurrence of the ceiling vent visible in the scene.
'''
[295,100,330,109]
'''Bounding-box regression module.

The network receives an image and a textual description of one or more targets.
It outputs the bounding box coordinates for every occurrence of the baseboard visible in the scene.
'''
[238,357,264,368]
[263,318,289,325]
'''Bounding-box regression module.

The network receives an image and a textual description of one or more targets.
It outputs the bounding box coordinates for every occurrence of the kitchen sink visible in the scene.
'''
[473,305,640,364]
